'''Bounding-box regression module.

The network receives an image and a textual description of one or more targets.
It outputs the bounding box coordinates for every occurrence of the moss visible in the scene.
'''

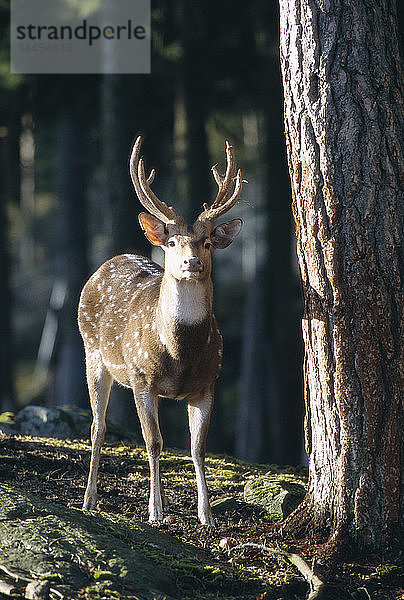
[92,569,114,581]
[244,474,306,520]
[38,573,62,582]
[370,564,403,583]
[0,411,15,423]
[249,478,281,498]
[15,437,271,493]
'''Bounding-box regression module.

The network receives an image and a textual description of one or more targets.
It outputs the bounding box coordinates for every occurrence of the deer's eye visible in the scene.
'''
[204,241,212,250]
[167,240,176,247]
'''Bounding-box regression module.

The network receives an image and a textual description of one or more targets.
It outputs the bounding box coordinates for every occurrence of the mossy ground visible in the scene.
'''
[0,435,402,599]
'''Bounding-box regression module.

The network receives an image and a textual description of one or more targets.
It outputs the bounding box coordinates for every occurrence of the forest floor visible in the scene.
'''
[0,435,403,600]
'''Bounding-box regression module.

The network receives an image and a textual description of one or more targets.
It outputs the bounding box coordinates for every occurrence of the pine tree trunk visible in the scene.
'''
[101,75,149,256]
[279,0,404,551]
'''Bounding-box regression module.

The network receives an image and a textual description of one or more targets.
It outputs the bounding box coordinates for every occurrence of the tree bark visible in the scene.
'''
[279,0,404,551]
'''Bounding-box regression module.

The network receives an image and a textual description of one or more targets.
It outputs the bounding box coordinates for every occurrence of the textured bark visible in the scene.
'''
[279,0,404,551]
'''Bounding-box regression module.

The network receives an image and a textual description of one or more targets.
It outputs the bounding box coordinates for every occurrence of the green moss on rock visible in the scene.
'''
[244,473,306,520]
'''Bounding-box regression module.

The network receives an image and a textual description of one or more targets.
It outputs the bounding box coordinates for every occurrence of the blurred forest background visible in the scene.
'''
[1,1,402,466]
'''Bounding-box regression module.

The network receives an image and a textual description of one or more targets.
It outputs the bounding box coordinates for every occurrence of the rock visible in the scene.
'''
[211,496,267,519]
[211,497,241,513]
[0,405,137,442]
[243,473,306,519]
[16,406,78,439]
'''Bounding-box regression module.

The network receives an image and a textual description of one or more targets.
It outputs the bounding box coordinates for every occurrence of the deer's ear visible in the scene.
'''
[210,219,243,249]
[138,213,167,246]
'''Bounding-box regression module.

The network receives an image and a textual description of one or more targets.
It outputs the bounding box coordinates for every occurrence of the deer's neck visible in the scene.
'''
[157,275,213,357]
[159,275,212,324]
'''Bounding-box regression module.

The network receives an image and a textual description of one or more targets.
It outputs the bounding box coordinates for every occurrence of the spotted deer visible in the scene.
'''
[78,135,243,526]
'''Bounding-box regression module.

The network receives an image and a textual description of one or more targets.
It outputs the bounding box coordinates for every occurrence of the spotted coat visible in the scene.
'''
[78,254,223,400]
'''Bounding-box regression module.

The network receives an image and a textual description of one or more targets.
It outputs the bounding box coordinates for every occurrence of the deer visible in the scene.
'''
[78,135,243,526]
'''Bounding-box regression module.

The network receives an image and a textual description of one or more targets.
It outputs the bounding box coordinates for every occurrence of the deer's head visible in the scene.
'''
[130,136,243,282]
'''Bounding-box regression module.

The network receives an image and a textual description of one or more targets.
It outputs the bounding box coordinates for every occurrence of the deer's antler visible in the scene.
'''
[130,136,178,224]
[197,141,243,223]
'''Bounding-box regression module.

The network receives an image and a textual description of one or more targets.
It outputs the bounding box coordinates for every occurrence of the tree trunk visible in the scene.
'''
[101,75,149,256]
[52,114,89,409]
[262,11,304,465]
[100,75,148,434]
[279,0,404,552]
[181,1,211,223]
[236,266,271,462]
[0,131,16,411]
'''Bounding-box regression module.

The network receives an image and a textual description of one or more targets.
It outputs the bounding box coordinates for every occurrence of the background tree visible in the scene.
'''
[51,113,89,409]
[0,128,16,411]
[279,0,403,550]
[0,1,27,412]
[235,3,303,465]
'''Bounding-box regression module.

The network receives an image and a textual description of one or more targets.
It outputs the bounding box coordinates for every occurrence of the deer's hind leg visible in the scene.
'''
[83,348,113,511]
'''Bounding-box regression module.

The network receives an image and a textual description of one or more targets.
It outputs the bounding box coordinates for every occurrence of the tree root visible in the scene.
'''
[275,497,321,539]
[230,542,325,599]
[271,497,351,562]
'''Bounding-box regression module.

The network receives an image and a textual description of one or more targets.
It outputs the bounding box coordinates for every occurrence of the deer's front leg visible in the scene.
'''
[188,390,215,527]
[134,386,163,523]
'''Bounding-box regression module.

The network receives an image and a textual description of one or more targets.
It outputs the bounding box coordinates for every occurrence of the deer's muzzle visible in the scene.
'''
[181,257,203,273]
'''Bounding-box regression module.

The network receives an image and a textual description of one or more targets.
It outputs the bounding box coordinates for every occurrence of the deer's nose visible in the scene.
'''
[182,257,203,272]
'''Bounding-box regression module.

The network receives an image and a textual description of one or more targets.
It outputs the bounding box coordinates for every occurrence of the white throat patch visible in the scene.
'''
[162,278,208,325]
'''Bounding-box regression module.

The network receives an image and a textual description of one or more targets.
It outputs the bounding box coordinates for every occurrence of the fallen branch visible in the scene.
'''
[230,542,325,599]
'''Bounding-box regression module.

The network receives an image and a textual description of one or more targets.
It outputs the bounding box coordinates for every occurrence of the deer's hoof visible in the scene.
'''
[148,504,164,523]
[148,513,163,524]
[199,512,216,527]
[82,494,98,511]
